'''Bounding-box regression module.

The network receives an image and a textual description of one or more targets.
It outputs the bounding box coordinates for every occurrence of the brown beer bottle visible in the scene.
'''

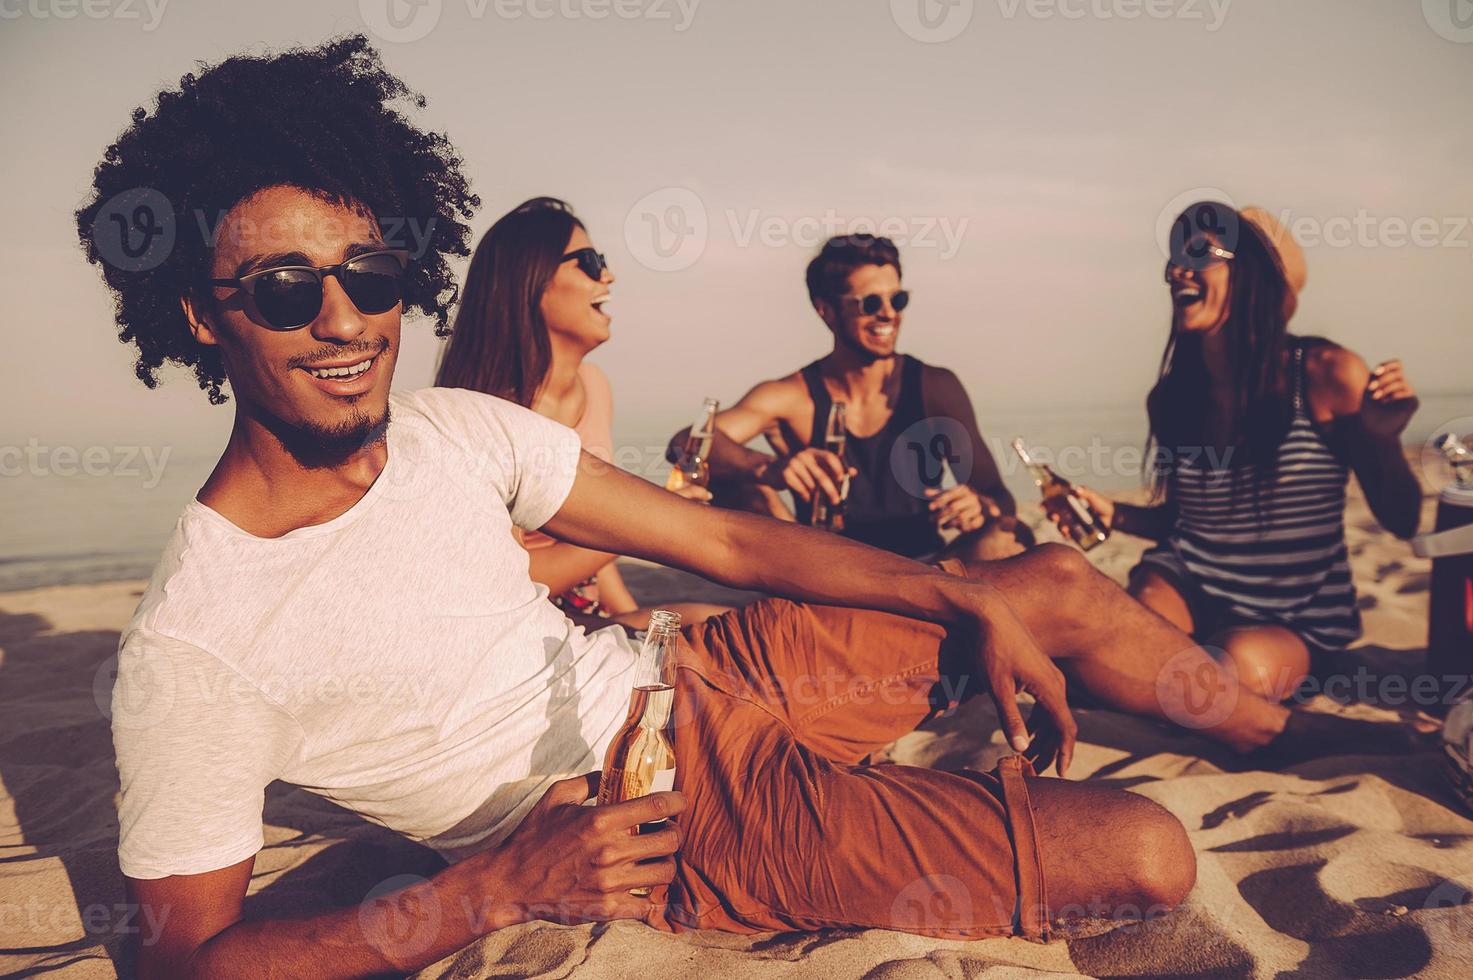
[1011,437,1110,552]
[598,609,681,894]
[810,402,850,532]
[666,398,719,491]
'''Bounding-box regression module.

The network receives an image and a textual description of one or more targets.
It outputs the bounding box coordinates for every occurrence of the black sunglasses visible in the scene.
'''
[838,289,910,316]
[208,249,410,331]
[561,247,610,282]
[1165,235,1236,274]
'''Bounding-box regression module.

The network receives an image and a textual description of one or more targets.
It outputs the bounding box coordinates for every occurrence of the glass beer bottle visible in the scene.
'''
[666,398,719,491]
[598,609,681,894]
[1011,437,1110,551]
[810,401,849,532]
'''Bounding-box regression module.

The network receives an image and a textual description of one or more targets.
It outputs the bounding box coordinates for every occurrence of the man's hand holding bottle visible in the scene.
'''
[758,448,855,505]
[474,773,686,927]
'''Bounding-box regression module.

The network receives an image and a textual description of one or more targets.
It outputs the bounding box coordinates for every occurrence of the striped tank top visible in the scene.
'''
[1150,341,1363,652]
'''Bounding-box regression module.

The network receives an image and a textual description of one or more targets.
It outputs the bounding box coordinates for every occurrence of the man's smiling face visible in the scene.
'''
[821,263,904,362]
[185,185,401,461]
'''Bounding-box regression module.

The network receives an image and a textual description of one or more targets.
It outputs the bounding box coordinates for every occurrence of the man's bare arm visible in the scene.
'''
[541,453,1077,770]
[666,379,798,482]
[921,365,1016,515]
[130,780,684,979]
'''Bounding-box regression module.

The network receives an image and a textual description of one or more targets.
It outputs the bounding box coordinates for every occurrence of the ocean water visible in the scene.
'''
[2,395,1469,593]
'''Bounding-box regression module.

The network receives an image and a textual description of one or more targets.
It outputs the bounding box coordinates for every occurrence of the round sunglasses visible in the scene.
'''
[1164,235,1236,277]
[208,249,410,331]
[561,247,610,282]
[838,289,910,316]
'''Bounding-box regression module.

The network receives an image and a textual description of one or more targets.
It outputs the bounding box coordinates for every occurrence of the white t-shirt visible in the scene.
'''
[111,388,641,880]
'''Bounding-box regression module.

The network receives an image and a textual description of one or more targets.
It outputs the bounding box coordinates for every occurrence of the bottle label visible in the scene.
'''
[1066,494,1094,528]
[636,767,678,835]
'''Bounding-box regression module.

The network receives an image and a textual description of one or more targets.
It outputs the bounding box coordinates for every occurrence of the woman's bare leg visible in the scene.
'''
[1210,625,1312,703]
[1127,567,1196,635]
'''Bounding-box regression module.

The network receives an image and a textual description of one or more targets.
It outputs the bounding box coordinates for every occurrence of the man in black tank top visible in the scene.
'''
[668,235,1028,561]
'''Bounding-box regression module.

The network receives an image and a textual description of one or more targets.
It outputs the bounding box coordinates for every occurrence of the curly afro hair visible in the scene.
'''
[75,35,481,404]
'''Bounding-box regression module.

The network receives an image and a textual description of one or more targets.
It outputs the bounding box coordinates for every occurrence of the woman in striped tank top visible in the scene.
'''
[1068,202,1423,707]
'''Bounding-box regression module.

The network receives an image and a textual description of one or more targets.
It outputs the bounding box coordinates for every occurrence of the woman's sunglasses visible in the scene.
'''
[1166,235,1236,273]
[561,247,610,282]
[208,249,410,331]
[838,289,910,316]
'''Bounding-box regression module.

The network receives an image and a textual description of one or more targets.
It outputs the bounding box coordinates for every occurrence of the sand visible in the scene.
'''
[4,479,1473,978]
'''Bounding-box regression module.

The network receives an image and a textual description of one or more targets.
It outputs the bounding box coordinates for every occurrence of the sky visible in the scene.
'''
[2,0,1471,461]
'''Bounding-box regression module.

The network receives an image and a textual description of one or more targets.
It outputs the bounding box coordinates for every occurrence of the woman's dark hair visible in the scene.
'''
[435,197,583,407]
[1146,201,1294,500]
[804,234,903,307]
[74,35,480,404]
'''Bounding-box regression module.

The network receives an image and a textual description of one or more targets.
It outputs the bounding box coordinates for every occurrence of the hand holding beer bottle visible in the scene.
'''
[1064,485,1115,531]
[599,609,682,896]
[809,402,851,531]
[482,773,683,924]
[1012,438,1111,552]
[667,399,719,492]
[759,446,850,506]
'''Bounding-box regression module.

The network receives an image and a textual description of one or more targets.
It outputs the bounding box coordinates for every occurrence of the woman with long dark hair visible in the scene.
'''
[1066,202,1422,705]
[438,197,727,626]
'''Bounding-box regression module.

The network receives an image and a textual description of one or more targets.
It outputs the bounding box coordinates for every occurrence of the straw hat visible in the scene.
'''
[1237,207,1308,319]
[1240,206,1308,299]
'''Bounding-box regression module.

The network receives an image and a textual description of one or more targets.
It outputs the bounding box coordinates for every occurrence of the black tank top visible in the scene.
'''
[795,355,942,558]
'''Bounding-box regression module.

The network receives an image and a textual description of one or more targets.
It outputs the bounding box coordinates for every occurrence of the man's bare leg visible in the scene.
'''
[940,519,1037,563]
[1027,777,1197,925]
[962,546,1427,757]
[960,544,1292,752]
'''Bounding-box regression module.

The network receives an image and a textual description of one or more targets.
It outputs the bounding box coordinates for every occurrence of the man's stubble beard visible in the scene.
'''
[835,324,897,365]
[259,397,391,470]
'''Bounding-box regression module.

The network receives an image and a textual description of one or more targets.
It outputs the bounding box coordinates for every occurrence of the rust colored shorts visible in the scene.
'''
[649,561,1051,941]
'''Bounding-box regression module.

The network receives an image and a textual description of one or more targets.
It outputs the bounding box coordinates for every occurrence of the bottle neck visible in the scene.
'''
[826,403,847,440]
[685,405,717,458]
[635,625,679,688]
[636,684,675,729]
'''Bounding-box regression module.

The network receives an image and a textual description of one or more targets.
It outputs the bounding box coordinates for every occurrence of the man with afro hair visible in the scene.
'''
[79,36,1213,978]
